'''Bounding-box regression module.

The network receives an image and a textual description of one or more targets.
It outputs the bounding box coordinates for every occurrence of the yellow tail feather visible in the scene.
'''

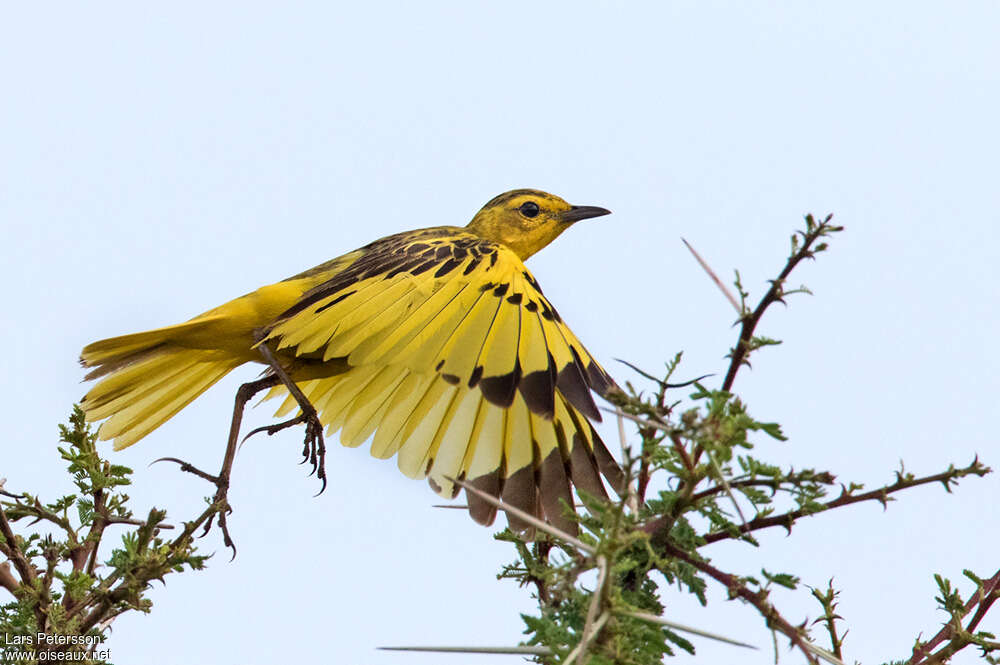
[80,318,222,372]
[81,325,244,450]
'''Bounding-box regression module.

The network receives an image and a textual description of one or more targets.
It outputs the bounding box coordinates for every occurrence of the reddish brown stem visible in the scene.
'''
[721,216,836,394]
[907,569,1000,665]
[697,461,988,545]
[657,539,819,664]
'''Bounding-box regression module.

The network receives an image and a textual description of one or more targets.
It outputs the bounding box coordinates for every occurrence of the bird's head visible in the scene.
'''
[465,189,611,260]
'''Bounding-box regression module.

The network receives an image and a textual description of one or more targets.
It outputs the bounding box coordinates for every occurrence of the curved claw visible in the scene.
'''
[153,455,238,554]
[224,530,237,561]
[242,423,278,444]
[150,456,187,467]
[242,414,312,450]
[151,457,220,484]
[288,417,327,495]
[200,512,217,539]
[198,508,238,560]
[238,424,272,453]
[300,436,311,464]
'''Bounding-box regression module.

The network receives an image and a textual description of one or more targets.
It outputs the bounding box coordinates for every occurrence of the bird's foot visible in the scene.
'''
[152,456,238,558]
[242,411,328,495]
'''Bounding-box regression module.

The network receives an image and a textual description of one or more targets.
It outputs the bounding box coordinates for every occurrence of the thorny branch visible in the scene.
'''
[811,581,846,660]
[699,457,990,544]
[0,408,211,662]
[720,213,840,394]
[0,500,36,589]
[656,539,820,664]
[566,214,995,664]
[907,568,1000,665]
[611,216,847,662]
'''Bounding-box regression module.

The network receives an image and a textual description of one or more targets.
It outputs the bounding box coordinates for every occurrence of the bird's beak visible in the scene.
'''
[559,205,612,223]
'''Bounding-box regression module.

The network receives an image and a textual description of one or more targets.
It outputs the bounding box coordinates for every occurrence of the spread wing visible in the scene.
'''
[263,228,623,533]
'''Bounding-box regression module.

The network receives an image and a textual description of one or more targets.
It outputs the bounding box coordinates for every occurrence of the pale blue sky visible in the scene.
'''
[2,3,998,663]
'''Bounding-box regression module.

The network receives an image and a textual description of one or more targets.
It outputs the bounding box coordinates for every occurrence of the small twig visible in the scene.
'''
[2,498,77,537]
[615,358,711,391]
[103,516,175,529]
[721,215,838,394]
[682,237,741,313]
[668,432,696,473]
[0,502,36,587]
[0,478,19,499]
[811,580,847,659]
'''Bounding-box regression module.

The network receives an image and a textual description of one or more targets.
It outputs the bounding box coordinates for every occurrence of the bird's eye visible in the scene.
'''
[519,201,540,218]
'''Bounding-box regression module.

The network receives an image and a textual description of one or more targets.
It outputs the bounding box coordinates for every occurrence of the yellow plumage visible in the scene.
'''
[80,189,624,534]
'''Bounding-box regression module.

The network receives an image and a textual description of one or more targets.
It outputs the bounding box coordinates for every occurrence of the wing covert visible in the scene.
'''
[264,229,614,419]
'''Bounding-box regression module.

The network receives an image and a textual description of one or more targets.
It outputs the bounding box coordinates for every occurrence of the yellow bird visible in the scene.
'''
[80,189,623,536]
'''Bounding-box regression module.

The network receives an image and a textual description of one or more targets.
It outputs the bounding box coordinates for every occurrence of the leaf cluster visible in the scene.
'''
[0,407,213,664]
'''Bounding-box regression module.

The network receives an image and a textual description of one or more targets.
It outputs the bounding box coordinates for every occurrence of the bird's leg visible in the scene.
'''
[154,374,280,556]
[242,337,328,495]
[154,337,326,554]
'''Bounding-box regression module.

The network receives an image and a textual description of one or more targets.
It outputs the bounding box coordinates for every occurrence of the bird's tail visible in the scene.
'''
[80,318,245,450]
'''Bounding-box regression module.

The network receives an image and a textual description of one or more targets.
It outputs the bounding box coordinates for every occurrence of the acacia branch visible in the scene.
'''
[82,488,107,577]
[721,214,839,393]
[656,539,819,664]
[0,561,19,596]
[963,571,1000,634]
[2,496,79,541]
[684,215,840,488]
[75,501,220,635]
[0,502,36,587]
[810,580,846,659]
[698,458,989,545]
[0,500,48,632]
[907,568,1000,665]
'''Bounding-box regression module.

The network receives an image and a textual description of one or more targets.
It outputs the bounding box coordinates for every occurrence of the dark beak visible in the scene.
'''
[559,205,612,223]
